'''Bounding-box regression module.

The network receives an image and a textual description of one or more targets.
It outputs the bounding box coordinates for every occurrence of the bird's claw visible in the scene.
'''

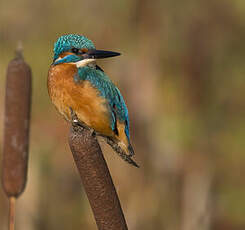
[69,108,79,126]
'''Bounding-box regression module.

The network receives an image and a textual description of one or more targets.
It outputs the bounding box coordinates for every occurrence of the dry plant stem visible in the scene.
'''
[9,197,16,230]
[69,125,128,230]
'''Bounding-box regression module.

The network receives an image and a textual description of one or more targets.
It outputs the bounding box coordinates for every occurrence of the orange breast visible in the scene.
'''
[47,63,114,136]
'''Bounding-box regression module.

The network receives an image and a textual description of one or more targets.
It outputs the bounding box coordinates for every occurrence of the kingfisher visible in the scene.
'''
[47,34,139,167]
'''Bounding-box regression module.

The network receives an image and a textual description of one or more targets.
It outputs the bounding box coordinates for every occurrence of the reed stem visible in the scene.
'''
[9,197,16,230]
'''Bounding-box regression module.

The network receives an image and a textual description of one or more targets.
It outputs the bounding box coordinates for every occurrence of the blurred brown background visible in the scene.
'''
[0,0,245,229]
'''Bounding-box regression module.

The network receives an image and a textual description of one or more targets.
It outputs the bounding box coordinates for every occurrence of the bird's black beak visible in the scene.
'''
[84,49,121,59]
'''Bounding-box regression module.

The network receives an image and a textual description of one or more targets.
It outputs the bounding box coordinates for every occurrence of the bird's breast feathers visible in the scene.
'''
[48,63,113,136]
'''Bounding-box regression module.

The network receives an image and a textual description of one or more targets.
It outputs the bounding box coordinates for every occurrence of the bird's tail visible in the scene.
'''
[105,138,139,168]
[127,143,135,157]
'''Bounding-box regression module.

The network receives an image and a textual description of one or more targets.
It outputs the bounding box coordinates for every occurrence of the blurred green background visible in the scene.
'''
[1,0,245,229]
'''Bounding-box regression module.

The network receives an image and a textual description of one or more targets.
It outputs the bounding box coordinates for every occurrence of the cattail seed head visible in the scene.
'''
[2,52,32,198]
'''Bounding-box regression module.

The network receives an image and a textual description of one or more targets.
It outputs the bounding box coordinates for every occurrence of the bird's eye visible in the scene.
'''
[71,48,80,54]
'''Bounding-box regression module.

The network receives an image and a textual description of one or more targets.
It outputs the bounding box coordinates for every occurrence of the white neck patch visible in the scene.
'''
[75,59,95,68]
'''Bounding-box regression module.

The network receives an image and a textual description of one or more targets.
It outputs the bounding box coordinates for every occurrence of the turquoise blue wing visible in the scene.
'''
[76,66,130,140]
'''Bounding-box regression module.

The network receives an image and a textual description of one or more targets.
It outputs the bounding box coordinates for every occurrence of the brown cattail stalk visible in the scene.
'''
[69,125,128,230]
[9,197,16,230]
[1,47,32,230]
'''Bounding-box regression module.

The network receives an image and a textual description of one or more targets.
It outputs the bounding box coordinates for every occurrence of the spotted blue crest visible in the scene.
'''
[53,34,95,60]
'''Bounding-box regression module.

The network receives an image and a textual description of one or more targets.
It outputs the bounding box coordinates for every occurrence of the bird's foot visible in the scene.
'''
[69,107,79,125]
[69,107,96,136]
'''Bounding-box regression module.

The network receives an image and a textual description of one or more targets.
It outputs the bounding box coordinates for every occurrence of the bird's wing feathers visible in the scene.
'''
[76,66,130,139]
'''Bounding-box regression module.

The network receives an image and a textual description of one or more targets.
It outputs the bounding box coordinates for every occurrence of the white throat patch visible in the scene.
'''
[75,59,95,68]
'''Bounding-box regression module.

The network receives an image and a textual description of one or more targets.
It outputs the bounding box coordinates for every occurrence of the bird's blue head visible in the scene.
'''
[53,34,95,61]
[52,34,120,66]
